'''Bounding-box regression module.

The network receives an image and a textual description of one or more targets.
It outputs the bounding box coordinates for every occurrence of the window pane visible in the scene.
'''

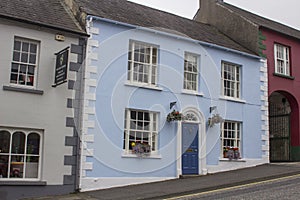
[10,158,24,178]
[25,156,39,178]
[0,131,10,153]
[22,42,29,52]
[21,53,28,63]
[13,51,20,62]
[30,44,37,53]
[27,133,40,155]
[29,54,36,64]
[131,111,136,119]
[26,76,34,86]
[20,64,27,74]
[11,63,19,73]
[0,155,9,178]
[14,41,21,51]
[28,65,35,75]
[10,74,18,84]
[11,132,26,154]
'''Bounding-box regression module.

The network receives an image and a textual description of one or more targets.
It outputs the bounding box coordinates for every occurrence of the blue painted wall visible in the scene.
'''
[86,19,265,178]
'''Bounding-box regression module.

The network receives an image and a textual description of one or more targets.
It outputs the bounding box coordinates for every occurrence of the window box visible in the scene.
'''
[131,142,151,157]
[223,146,241,160]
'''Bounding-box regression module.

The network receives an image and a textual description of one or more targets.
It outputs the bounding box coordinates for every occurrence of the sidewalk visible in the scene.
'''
[28,163,300,200]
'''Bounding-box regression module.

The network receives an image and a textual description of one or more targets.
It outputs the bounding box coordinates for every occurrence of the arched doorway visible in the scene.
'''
[269,91,296,162]
[177,108,207,176]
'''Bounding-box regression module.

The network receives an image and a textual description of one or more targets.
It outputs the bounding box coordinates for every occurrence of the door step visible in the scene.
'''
[180,174,204,179]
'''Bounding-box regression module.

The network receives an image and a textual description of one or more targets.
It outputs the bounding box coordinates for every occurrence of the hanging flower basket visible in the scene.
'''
[208,114,224,127]
[131,142,151,157]
[167,110,183,122]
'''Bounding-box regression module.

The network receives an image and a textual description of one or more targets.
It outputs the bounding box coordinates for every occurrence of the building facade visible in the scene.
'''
[73,0,269,191]
[195,0,300,162]
[0,1,87,199]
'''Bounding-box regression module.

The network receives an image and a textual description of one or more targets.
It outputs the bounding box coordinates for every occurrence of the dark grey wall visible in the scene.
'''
[0,185,74,200]
[195,0,259,54]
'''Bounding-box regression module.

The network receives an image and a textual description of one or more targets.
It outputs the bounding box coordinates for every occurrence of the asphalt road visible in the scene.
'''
[165,174,300,200]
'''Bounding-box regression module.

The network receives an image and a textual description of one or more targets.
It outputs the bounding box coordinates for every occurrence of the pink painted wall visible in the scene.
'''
[262,27,300,146]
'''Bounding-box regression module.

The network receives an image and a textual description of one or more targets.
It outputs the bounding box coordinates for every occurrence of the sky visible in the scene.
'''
[128,0,300,30]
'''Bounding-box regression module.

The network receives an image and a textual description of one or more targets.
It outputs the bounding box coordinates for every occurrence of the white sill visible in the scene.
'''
[181,89,204,96]
[219,158,246,162]
[3,85,44,95]
[124,81,163,91]
[219,96,246,104]
[122,153,162,159]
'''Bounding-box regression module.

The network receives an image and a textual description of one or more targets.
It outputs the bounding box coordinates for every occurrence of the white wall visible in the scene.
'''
[0,19,79,185]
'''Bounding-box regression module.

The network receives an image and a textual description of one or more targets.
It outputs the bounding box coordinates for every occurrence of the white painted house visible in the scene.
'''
[0,1,87,199]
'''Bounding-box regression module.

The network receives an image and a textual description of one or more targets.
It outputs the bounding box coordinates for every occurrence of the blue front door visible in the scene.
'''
[182,123,199,175]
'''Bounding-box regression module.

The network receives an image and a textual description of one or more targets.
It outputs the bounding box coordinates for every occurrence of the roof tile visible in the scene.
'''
[75,0,254,54]
[0,0,85,35]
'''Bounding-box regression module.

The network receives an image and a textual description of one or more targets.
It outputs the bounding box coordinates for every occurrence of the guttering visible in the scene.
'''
[87,15,261,59]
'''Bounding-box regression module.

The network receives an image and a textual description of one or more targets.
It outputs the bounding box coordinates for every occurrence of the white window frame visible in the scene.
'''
[10,37,39,88]
[0,127,42,181]
[221,62,241,99]
[221,121,241,158]
[183,52,199,91]
[274,43,290,76]
[127,40,158,86]
[123,109,158,154]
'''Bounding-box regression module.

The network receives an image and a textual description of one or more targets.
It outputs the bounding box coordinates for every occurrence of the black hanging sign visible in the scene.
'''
[53,47,69,87]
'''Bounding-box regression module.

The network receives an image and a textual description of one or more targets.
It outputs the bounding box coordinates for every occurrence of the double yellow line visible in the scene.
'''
[164,173,300,200]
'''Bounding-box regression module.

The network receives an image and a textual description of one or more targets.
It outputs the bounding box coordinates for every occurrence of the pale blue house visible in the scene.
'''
[74,0,269,191]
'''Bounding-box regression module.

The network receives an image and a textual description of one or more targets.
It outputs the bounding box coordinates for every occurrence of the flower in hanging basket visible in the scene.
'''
[132,142,151,156]
[167,110,183,122]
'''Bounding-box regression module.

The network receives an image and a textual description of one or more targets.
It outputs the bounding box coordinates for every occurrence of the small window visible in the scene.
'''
[221,62,241,99]
[274,44,290,76]
[184,53,199,91]
[10,37,39,87]
[127,40,158,86]
[0,129,42,179]
[221,121,241,159]
[123,109,158,154]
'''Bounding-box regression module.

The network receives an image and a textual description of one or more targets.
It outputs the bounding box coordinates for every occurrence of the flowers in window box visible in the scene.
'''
[131,142,151,157]
[223,146,240,160]
[167,110,183,122]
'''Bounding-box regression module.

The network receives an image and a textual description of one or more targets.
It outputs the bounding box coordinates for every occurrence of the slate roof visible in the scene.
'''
[75,0,254,55]
[222,2,300,40]
[0,0,86,35]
